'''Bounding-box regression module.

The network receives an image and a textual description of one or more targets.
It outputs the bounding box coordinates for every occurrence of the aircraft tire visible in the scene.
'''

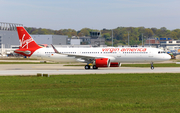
[85,65,90,69]
[93,65,98,69]
[151,66,154,70]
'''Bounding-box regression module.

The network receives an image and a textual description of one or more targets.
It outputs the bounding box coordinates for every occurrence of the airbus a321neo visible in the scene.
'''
[14,26,171,70]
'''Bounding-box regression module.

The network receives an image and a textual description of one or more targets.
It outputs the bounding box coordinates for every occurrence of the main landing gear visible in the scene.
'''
[151,62,154,70]
[85,65,90,69]
[93,65,98,69]
[85,65,98,69]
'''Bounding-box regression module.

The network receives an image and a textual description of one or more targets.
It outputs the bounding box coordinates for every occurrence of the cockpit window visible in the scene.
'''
[158,51,166,54]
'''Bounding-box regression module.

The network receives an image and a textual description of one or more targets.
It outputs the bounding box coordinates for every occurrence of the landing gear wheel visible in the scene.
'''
[93,65,98,69]
[85,65,90,70]
[151,62,154,70]
[151,66,154,70]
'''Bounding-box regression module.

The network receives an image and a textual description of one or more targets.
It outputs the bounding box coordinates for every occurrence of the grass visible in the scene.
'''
[0,73,180,112]
[64,63,180,67]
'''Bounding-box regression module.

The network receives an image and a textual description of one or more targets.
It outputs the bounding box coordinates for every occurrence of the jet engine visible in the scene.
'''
[95,58,110,67]
[110,62,121,67]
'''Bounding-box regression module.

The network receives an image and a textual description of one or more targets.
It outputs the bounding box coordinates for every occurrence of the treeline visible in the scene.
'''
[25,27,180,46]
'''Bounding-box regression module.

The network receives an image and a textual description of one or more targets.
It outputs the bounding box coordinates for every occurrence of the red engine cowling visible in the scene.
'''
[110,62,121,67]
[95,58,110,67]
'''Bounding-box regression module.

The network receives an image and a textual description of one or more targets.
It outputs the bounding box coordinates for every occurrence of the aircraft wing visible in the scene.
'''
[51,44,113,60]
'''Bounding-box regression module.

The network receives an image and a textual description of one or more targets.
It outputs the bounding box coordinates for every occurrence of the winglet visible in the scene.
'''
[51,44,60,53]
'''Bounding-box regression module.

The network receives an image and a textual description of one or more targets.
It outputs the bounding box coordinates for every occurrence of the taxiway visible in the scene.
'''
[0,64,179,76]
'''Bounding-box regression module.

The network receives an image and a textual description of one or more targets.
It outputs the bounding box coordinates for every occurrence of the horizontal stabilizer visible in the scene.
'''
[14,50,31,55]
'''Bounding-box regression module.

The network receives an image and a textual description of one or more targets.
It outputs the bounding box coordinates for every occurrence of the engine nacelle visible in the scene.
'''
[110,62,121,67]
[95,58,110,67]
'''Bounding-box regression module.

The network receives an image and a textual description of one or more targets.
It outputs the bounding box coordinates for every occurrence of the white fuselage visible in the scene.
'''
[31,47,171,63]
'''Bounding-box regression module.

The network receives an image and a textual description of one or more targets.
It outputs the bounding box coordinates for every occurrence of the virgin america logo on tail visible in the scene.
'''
[19,34,34,49]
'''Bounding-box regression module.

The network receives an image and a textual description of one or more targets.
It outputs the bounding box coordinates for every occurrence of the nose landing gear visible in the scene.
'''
[151,62,154,70]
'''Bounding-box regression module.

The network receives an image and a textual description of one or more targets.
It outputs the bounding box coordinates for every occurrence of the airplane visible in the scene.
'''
[14,26,171,70]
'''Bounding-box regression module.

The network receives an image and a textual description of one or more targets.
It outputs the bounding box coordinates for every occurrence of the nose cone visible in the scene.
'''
[164,54,171,60]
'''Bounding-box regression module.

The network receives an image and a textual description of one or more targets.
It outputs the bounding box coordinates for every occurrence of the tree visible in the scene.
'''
[160,27,167,31]
[54,30,63,35]
[173,29,180,39]
[144,29,154,38]
[170,31,178,40]
[78,28,92,36]
[24,26,180,46]
[102,33,111,41]
[151,27,157,34]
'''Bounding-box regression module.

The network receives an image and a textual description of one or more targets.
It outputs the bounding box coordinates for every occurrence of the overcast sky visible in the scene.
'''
[1,0,180,30]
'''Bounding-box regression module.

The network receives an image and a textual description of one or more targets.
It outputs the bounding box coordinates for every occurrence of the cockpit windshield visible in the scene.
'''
[158,51,166,54]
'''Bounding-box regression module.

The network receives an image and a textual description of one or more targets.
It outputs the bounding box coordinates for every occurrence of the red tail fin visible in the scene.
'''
[15,27,41,57]
[16,26,41,49]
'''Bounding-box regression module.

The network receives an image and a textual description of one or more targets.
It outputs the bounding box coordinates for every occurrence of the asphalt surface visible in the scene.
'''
[0,64,180,76]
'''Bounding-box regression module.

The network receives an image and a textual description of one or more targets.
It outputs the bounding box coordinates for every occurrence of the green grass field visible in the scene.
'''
[0,73,180,113]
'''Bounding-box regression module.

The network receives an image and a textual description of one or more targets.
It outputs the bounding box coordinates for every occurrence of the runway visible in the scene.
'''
[0,64,180,76]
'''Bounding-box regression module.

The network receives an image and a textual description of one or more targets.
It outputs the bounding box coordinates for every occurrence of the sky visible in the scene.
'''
[0,0,180,31]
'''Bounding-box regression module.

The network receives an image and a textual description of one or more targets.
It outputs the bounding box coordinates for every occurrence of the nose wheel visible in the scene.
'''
[151,66,154,70]
[151,62,154,70]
